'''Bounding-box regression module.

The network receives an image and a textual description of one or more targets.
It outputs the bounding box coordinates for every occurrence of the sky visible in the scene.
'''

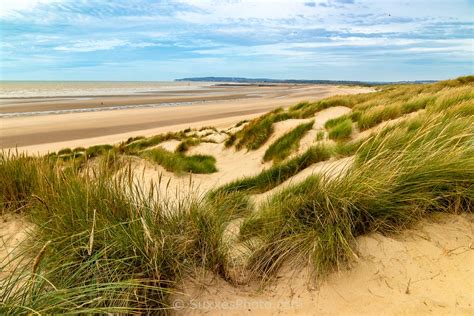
[0,0,473,81]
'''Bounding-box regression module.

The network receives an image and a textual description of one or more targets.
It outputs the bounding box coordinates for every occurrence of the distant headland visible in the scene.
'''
[175,76,437,86]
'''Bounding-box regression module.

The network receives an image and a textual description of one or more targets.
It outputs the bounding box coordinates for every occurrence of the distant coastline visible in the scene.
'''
[176,76,438,86]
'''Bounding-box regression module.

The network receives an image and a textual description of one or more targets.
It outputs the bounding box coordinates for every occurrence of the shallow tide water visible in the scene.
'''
[0,81,214,98]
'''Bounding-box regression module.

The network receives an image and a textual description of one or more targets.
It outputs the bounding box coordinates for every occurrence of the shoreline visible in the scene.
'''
[0,98,254,118]
[0,85,373,153]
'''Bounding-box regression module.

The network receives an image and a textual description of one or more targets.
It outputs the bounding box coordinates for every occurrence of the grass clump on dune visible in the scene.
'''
[85,144,114,158]
[0,153,40,214]
[235,109,281,150]
[142,147,217,174]
[175,138,201,153]
[125,135,146,144]
[57,148,72,155]
[224,133,237,148]
[328,118,353,140]
[324,114,350,129]
[357,103,401,130]
[430,85,474,112]
[400,94,435,114]
[235,119,248,128]
[289,101,309,111]
[316,130,325,141]
[123,131,187,153]
[263,120,314,163]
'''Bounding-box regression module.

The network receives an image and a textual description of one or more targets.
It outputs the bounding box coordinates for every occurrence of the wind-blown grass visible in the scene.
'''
[0,156,251,313]
[141,147,217,174]
[324,115,350,129]
[0,153,40,214]
[263,120,314,163]
[400,94,435,114]
[357,103,401,130]
[328,118,353,140]
[224,134,237,148]
[57,148,72,155]
[241,111,474,278]
[123,131,187,153]
[235,109,282,150]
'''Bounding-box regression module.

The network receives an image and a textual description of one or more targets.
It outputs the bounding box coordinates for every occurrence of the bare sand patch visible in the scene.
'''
[157,140,182,152]
[0,214,31,279]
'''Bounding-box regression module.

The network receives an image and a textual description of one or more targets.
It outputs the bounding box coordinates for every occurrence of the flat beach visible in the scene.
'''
[0,82,371,154]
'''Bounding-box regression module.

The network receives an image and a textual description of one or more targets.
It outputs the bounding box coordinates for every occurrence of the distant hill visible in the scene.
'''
[175,76,437,86]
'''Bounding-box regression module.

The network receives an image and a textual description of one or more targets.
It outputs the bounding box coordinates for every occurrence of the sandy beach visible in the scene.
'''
[0,83,371,154]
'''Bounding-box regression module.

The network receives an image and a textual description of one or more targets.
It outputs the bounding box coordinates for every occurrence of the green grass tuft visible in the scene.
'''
[358,103,401,130]
[57,148,72,155]
[85,144,114,158]
[142,147,217,174]
[224,134,237,148]
[324,115,350,129]
[263,121,314,163]
[235,110,279,150]
[235,119,248,127]
[316,130,325,141]
[328,118,353,140]
[175,138,201,153]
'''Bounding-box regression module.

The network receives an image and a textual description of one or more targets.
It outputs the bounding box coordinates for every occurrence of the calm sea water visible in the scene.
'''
[0,81,213,98]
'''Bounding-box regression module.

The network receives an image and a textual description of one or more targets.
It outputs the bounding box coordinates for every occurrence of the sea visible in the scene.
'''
[0,81,213,98]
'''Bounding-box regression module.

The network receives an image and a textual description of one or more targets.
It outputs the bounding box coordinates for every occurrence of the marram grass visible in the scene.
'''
[242,111,473,277]
[141,147,217,174]
[263,120,314,163]
[0,156,250,314]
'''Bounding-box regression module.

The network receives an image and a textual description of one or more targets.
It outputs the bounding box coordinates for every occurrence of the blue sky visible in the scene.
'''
[0,0,473,81]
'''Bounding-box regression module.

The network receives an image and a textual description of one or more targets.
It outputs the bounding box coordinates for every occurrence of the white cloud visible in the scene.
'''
[193,37,474,60]
[53,39,161,52]
[0,0,63,18]
[54,39,128,52]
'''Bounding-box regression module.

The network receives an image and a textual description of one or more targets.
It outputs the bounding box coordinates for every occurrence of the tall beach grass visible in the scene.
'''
[263,120,314,163]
